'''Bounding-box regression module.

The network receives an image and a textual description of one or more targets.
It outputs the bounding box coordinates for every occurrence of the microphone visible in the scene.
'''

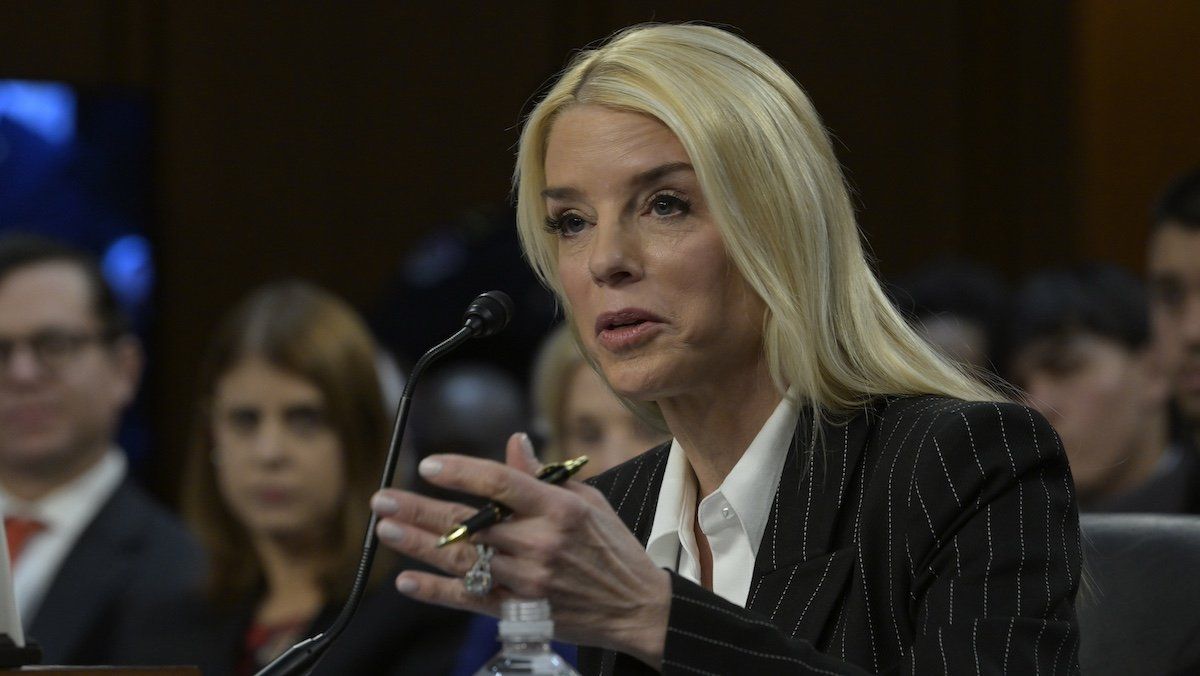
[256,290,514,676]
[463,290,513,338]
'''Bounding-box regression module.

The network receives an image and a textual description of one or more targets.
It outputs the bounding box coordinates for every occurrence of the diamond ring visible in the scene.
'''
[464,543,495,596]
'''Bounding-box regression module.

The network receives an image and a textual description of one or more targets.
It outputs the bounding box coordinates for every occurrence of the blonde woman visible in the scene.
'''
[373,24,1079,674]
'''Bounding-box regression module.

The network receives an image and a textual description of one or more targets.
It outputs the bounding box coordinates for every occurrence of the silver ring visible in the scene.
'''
[464,543,495,596]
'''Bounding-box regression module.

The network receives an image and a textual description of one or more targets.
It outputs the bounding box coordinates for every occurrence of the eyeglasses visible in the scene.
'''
[0,329,114,374]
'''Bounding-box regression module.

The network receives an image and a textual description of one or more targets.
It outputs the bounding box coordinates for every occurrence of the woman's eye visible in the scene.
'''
[570,419,604,445]
[546,213,590,237]
[649,194,689,218]
[284,406,326,436]
[562,215,589,234]
[226,408,260,434]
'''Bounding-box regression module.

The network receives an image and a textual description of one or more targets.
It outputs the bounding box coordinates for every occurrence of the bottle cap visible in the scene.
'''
[498,598,554,640]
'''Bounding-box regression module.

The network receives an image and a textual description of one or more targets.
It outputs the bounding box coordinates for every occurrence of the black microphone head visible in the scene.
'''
[463,290,514,337]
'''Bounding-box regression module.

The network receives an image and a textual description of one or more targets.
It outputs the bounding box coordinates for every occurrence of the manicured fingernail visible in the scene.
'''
[396,576,418,594]
[419,457,443,477]
[519,432,536,460]
[371,493,398,515]
[377,521,405,542]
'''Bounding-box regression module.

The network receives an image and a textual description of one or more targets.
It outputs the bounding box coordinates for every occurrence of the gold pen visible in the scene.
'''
[436,455,589,547]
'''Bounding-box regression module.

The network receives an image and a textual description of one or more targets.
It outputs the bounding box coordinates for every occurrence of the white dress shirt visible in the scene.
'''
[646,394,799,607]
[0,449,126,622]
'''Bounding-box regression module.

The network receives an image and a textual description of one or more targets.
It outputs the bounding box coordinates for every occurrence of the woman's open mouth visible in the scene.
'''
[595,309,664,351]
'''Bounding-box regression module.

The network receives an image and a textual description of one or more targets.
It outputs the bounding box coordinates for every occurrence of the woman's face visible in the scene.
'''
[545,105,767,403]
[212,357,346,545]
[562,363,670,479]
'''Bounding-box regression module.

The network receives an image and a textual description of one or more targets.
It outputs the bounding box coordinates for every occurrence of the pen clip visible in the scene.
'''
[534,455,588,480]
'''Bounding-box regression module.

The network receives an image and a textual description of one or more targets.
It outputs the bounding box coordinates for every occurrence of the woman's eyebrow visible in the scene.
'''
[628,161,694,190]
[541,161,695,200]
[542,186,581,200]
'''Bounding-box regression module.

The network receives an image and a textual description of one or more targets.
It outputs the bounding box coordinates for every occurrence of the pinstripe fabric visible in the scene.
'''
[581,395,1081,675]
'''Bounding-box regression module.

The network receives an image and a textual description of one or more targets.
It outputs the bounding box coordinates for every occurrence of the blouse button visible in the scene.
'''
[721,505,733,520]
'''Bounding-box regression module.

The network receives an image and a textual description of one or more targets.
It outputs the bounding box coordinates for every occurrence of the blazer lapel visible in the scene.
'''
[585,407,877,672]
[584,445,670,676]
[595,443,671,544]
[29,482,141,663]
[744,406,874,646]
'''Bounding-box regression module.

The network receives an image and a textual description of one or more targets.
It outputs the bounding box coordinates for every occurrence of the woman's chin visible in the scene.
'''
[605,374,669,402]
[246,520,323,547]
[597,352,695,402]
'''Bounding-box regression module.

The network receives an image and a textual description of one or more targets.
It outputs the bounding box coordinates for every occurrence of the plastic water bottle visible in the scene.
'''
[473,599,581,675]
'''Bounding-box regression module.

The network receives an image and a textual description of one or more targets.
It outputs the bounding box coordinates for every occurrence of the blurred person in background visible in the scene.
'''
[116,281,467,675]
[408,362,526,504]
[1003,264,1200,512]
[372,206,558,391]
[1148,166,1200,456]
[531,323,670,479]
[887,258,1006,375]
[450,324,671,675]
[0,234,200,665]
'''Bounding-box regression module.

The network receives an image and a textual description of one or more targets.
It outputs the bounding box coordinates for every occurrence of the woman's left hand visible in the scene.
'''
[370,433,671,668]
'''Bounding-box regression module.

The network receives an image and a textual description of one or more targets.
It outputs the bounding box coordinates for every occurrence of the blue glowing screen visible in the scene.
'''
[0,79,155,465]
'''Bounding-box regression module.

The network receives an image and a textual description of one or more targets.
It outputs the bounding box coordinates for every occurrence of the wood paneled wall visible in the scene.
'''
[1072,1,1200,269]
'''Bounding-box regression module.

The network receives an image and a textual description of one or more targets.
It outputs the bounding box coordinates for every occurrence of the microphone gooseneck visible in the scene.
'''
[255,290,514,676]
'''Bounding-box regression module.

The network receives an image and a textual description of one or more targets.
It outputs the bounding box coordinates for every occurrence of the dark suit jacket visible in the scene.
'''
[28,478,205,665]
[113,575,471,675]
[580,396,1082,675]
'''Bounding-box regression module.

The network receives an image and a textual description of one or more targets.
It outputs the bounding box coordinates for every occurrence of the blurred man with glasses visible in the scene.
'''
[0,235,200,665]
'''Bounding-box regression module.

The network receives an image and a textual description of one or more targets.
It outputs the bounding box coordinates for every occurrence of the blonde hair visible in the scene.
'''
[530,324,585,463]
[514,24,1001,425]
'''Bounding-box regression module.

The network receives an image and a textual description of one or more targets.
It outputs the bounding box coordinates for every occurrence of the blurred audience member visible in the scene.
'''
[1004,264,1200,512]
[372,206,558,389]
[450,325,670,676]
[1148,166,1200,454]
[888,258,1006,374]
[0,234,201,664]
[531,324,669,479]
[409,362,526,503]
[117,281,466,675]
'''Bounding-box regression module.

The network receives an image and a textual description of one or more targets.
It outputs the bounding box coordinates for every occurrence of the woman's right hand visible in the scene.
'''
[371,433,672,669]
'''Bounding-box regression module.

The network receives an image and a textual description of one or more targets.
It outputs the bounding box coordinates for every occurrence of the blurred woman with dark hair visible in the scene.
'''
[117,280,467,675]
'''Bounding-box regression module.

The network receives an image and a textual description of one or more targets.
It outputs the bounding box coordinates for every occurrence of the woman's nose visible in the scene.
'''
[251,421,290,465]
[587,219,642,287]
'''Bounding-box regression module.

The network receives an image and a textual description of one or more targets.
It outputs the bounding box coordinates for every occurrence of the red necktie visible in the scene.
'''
[4,515,47,563]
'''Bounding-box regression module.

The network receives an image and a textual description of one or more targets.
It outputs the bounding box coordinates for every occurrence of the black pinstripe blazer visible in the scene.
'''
[581,395,1082,675]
